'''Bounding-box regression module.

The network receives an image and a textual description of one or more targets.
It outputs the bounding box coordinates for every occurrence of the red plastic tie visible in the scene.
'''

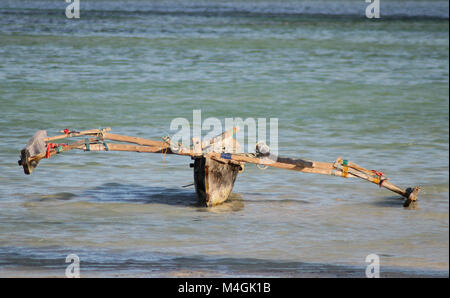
[371,170,386,188]
[371,170,384,177]
[46,143,67,158]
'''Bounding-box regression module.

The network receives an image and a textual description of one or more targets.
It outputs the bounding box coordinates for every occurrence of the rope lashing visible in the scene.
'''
[239,152,270,170]
[46,143,67,158]
[56,145,64,153]
[257,163,269,170]
[371,170,387,187]
[255,141,270,157]
[161,146,168,160]
[94,135,109,151]
[98,128,108,139]
[342,159,349,178]
[45,143,57,158]
[254,142,270,170]
[371,170,384,177]
[161,135,171,160]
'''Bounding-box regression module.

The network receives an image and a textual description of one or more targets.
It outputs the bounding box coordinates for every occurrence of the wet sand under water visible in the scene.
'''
[0,264,448,278]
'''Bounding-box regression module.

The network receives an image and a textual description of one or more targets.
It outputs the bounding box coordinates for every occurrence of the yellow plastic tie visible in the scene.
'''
[342,166,349,178]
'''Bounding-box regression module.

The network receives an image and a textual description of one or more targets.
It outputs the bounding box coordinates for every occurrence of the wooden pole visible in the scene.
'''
[205,152,419,204]
[44,128,111,142]
[206,152,338,176]
[39,141,197,160]
[102,133,167,147]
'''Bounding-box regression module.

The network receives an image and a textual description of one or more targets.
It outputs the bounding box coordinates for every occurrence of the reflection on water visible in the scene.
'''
[34,183,246,211]
[29,183,246,211]
[84,183,199,206]
[201,194,245,213]
[37,192,77,202]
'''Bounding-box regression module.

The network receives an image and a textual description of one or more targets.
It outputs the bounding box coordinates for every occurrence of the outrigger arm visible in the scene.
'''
[18,127,420,208]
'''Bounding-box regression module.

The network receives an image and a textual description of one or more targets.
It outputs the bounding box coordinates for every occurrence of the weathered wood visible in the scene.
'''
[194,156,240,207]
[193,157,207,204]
[335,157,374,176]
[192,137,202,154]
[201,127,239,149]
[403,186,421,208]
[30,141,194,164]
[44,128,111,142]
[103,133,166,147]
[19,130,48,174]
[88,142,197,157]
[206,152,335,175]
[89,143,169,153]
[332,161,419,200]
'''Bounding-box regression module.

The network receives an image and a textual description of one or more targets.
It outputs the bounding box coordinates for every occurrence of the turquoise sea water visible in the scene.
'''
[0,0,448,277]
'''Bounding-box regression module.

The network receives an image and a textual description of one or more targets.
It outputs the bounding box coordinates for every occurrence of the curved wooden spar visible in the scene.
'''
[205,152,420,206]
[102,133,167,147]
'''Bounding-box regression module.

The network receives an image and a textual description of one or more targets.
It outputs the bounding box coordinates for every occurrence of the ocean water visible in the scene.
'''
[0,0,448,277]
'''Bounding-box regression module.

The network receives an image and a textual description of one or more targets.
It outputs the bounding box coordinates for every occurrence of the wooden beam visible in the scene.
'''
[102,133,167,147]
[192,137,202,154]
[206,152,419,202]
[205,152,339,175]
[201,126,239,149]
[44,128,111,142]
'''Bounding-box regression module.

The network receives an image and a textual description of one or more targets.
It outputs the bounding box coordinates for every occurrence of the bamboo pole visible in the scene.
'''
[44,128,111,142]
[39,141,197,160]
[206,152,340,176]
[102,133,167,147]
[90,143,171,153]
[205,152,419,203]
[29,138,100,162]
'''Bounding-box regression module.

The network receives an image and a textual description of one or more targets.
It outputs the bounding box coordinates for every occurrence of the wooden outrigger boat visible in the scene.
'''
[18,127,420,208]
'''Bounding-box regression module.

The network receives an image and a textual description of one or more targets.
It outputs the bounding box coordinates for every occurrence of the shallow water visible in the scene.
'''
[0,0,448,277]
